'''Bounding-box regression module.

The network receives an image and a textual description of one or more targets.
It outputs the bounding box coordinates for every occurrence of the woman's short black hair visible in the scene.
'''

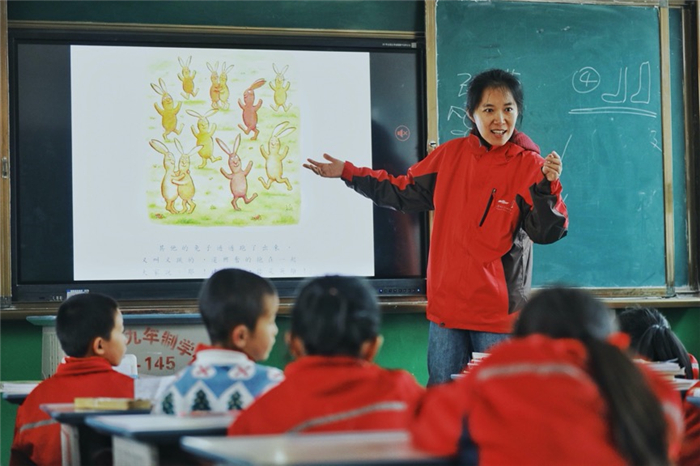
[291,275,380,357]
[198,268,278,346]
[56,293,119,357]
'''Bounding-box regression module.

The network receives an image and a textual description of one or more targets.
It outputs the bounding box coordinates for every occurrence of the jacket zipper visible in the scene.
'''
[479,188,496,227]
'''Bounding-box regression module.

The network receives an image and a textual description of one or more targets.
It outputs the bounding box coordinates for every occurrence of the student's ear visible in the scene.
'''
[359,335,383,362]
[467,112,475,123]
[286,332,306,359]
[230,324,250,350]
[90,336,105,357]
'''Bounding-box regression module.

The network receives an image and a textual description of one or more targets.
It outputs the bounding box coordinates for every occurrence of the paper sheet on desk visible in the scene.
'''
[134,375,176,402]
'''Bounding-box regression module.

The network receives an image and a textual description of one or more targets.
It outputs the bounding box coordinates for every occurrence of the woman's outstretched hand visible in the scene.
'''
[542,151,563,182]
[303,153,345,178]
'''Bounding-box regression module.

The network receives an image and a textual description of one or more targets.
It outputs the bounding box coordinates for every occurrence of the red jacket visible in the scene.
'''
[342,131,568,332]
[679,381,700,466]
[10,357,134,466]
[227,355,424,435]
[409,335,684,465]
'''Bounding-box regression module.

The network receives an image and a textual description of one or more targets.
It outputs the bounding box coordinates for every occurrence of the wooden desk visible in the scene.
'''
[41,402,151,466]
[180,430,451,465]
[86,413,234,466]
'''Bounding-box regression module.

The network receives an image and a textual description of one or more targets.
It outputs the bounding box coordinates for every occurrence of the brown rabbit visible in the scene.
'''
[217,135,258,211]
[237,78,266,140]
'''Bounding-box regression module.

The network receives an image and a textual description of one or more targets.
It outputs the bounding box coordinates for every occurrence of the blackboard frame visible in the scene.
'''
[425,0,700,299]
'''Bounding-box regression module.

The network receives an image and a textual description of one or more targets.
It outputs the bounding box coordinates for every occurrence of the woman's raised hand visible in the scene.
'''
[542,151,563,182]
[303,153,345,178]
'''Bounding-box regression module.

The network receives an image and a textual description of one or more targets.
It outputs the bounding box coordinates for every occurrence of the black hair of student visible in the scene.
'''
[618,306,693,379]
[198,268,277,346]
[466,68,525,128]
[55,293,119,357]
[291,275,380,357]
[513,286,670,466]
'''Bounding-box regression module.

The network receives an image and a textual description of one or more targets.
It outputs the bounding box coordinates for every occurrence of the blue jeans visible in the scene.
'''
[427,322,510,386]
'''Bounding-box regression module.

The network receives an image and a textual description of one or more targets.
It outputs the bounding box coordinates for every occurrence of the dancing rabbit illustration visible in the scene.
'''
[151,78,183,142]
[187,109,220,168]
[178,56,198,99]
[207,61,221,110]
[259,121,295,191]
[217,135,258,211]
[218,62,234,110]
[237,78,266,140]
[149,139,180,214]
[171,138,202,214]
[269,64,291,112]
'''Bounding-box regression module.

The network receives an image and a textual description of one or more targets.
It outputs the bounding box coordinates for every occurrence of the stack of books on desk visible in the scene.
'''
[74,397,152,411]
[452,352,490,380]
[635,359,698,391]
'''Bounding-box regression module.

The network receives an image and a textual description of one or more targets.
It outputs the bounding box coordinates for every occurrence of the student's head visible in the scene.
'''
[289,275,381,360]
[514,286,670,466]
[513,286,615,341]
[198,268,279,361]
[618,306,693,379]
[466,69,524,148]
[55,292,126,366]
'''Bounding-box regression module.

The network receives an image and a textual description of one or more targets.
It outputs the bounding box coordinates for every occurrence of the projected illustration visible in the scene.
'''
[70,44,374,281]
[146,50,301,226]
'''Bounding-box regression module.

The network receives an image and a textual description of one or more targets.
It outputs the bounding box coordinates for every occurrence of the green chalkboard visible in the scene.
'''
[7,1,424,32]
[435,0,684,288]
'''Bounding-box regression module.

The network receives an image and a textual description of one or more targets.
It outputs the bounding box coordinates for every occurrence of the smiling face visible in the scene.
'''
[469,86,519,147]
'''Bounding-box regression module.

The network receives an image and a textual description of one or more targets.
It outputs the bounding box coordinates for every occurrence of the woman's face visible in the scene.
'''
[469,86,519,147]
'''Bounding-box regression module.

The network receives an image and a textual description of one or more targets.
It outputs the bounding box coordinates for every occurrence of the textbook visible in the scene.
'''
[74,397,152,410]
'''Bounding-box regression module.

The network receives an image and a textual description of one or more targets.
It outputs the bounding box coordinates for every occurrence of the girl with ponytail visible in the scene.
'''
[227,275,424,436]
[410,286,684,466]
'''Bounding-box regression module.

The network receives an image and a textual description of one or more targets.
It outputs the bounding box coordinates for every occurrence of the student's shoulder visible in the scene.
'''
[255,363,284,381]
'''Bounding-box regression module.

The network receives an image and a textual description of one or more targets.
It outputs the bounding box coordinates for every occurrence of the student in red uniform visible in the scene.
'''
[10,293,133,466]
[679,382,700,466]
[410,286,684,466]
[617,306,700,466]
[227,275,424,435]
[618,306,698,379]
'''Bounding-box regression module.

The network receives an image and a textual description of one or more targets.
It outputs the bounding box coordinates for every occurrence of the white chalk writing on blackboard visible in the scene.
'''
[570,62,655,118]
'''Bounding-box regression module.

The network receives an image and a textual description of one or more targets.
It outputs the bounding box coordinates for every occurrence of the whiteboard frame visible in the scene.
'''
[0,20,427,316]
